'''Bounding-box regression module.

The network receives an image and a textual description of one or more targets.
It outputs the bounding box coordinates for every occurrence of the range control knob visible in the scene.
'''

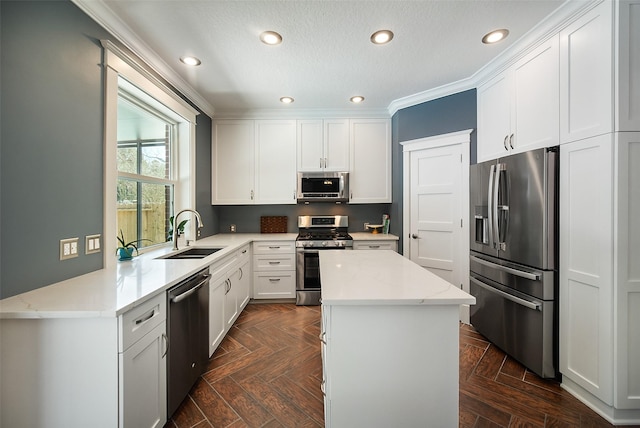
[321,241,328,247]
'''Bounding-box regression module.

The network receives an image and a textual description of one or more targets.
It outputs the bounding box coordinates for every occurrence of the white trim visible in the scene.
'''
[400,129,474,152]
[72,0,215,117]
[103,41,197,268]
[75,0,596,117]
[401,129,472,323]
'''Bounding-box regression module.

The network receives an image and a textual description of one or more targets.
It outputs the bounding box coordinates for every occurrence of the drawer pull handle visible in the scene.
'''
[161,333,168,358]
[269,261,281,265]
[135,309,156,325]
[268,246,281,249]
[269,278,281,282]
[319,332,327,345]
[369,245,380,249]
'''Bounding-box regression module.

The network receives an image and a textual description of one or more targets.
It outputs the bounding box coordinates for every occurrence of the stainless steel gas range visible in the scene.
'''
[295,215,353,305]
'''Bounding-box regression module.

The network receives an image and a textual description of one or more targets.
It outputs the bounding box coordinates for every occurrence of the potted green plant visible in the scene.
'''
[167,216,188,241]
[116,229,151,261]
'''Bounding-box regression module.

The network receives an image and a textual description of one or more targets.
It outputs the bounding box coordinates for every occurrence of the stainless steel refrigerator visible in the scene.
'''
[469,146,558,379]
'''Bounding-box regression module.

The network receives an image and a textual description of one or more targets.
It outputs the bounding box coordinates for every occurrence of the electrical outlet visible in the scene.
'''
[86,234,101,255]
[230,224,236,232]
[60,237,79,260]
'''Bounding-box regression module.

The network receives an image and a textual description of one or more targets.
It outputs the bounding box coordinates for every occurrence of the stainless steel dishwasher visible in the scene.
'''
[167,268,210,417]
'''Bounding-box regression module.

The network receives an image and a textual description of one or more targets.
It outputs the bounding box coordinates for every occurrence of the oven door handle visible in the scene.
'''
[470,277,541,311]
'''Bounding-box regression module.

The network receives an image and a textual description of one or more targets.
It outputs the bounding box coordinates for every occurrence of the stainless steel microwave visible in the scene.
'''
[297,172,349,203]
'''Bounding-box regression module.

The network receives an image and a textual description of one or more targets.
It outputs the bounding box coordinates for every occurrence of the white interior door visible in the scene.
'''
[409,144,463,285]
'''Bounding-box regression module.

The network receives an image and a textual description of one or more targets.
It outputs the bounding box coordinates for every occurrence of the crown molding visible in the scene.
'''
[74,0,597,120]
[388,0,599,116]
[72,0,216,118]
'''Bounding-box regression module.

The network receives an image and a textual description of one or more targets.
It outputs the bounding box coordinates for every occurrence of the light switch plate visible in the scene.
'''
[60,237,79,260]
[85,234,101,255]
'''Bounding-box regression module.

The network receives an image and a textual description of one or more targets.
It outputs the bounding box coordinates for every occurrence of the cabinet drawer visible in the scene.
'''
[253,253,296,271]
[209,253,238,281]
[237,244,251,263]
[353,241,398,251]
[253,241,295,254]
[253,272,296,299]
[119,292,166,352]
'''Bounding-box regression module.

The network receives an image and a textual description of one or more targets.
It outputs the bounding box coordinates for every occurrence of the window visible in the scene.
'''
[116,92,176,249]
[103,41,197,268]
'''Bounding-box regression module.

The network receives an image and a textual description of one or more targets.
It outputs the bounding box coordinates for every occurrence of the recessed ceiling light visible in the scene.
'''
[482,29,509,44]
[280,96,294,104]
[370,30,394,45]
[350,96,365,103]
[260,31,283,45]
[180,56,201,66]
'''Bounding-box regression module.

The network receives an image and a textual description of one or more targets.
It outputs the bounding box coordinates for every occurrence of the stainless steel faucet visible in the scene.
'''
[172,209,204,251]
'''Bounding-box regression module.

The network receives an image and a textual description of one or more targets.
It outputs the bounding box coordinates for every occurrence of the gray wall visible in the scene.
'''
[217,204,392,234]
[390,89,477,253]
[0,1,214,299]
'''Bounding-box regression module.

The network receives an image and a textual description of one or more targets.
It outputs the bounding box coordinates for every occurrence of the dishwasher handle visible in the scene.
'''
[170,275,211,303]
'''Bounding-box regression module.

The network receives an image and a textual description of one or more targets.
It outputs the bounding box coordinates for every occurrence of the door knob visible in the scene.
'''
[411,234,420,239]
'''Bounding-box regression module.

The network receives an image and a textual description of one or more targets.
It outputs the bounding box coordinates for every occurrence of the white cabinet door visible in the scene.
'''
[559,134,614,405]
[477,72,512,162]
[512,34,559,153]
[224,268,240,329]
[478,35,560,161]
[324,119,350,171]
[209,276,227,356]
[212,120,255,204]
[255,120,297,204]
[297,120,324,171]
[237,258,251,310]
[120,321,167,428]
[559,1,613,144]
[297,119,349,171]
[349,118,391,203]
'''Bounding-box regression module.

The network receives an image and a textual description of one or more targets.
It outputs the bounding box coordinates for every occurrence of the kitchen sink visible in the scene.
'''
[158,247,224,260]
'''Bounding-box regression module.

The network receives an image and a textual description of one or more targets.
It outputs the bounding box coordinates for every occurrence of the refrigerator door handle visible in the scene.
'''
[470,255,541,281]
[470,276,541,311]
[494,163,507,250]
[487,164,496,249]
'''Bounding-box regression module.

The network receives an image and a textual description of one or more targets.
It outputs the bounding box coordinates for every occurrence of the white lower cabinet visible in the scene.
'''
[353,240,398,251]
[208,244,252,356]
[252,241,296,299]
[119,321,167,428]
[118,292,167,428]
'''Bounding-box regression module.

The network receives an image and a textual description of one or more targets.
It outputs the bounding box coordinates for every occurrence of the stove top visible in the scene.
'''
[296,215,353,248]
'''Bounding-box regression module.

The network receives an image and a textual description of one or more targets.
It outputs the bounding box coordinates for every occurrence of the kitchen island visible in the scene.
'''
[319,250,475,427]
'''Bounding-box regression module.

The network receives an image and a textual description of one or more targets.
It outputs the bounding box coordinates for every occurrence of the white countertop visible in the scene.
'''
[349,232,399,241]
[320,250,475,306]
[0,233,296,319]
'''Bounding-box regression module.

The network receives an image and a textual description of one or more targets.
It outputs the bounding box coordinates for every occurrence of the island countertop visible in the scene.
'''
[320,250,475,305]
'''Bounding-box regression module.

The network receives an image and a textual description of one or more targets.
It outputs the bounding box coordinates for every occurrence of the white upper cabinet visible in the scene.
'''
[297,119,349,171]
[349,118,392,204]
[212,119,296,205]
[477,35,559,162]
[255,120,297,204]
[559,1,613,143]
[212,120,255,204]
[477,72,512,161]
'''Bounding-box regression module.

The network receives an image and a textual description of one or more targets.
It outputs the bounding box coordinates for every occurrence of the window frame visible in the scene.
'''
[103,40,198,268]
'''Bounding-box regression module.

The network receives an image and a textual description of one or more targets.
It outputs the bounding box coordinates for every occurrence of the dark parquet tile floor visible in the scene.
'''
[164,303,623,428]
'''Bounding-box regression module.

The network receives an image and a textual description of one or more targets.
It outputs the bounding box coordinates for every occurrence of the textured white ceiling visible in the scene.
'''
[93,0,566,115]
